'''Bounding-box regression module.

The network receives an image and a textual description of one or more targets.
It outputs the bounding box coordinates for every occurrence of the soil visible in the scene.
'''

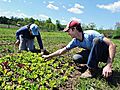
[59,70,81,90]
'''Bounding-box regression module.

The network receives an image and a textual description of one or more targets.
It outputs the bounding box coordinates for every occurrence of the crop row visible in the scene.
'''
[0,51,74,90]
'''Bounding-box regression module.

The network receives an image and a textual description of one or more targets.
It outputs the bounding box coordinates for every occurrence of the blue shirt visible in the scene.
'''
[16,25,43,49]
[66,30,104,50]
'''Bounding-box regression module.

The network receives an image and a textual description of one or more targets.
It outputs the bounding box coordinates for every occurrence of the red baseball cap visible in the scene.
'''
[63,20,80,32]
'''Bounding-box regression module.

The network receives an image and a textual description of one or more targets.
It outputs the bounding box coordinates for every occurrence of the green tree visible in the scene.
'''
[29,17,35,23]
[88,23,96,30]
[0,16,9,24]
[49,23,56,31]
[34,20,40,26]
[81,23,96,30]
[46,18,52,23]
[56,20,64,31]
[17,21,26,26]
[24,18,30,25]
[115,22,120,30]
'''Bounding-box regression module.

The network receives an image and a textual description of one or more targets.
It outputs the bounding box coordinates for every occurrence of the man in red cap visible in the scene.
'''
[42,20,116,78]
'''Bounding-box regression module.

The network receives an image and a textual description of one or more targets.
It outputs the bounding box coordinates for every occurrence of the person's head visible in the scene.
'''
[63,20,82,32]
[29,24,39,36]
[63,20,83,38]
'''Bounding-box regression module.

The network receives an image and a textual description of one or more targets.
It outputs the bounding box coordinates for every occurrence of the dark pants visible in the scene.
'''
[73,38,109,69]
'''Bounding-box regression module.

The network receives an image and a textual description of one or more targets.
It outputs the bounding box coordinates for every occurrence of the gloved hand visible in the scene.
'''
[41,49,49,55]
[15,40,20,47]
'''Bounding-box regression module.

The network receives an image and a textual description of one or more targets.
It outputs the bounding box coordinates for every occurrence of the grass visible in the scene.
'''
[0,28,120,90]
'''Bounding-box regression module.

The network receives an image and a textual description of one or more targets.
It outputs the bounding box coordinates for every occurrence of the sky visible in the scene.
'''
[0,0,120,29]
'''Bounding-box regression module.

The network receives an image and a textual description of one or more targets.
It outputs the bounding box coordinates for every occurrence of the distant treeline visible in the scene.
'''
[0,16,65,31]
[0,16,106,31]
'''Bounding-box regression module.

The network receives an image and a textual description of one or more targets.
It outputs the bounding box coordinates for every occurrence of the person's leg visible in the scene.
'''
[73,49,90,73]
[27,39,35,52]
[80,38,109,78]
[87,38,109,69]
[19,35,27,50]
[73,49,90,64]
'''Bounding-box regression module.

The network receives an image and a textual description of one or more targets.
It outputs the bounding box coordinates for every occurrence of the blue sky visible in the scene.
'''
[0,0,120,29]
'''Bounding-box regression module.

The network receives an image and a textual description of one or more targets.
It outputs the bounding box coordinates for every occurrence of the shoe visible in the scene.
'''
[78,64,86,67]
[75,64,88,73]
[80,68,95,78]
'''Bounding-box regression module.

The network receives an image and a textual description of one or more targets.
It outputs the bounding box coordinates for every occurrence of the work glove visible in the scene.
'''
[41,49,49,55]
[15,40,20,47]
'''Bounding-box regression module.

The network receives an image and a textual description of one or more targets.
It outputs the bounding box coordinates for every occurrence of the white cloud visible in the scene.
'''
[0,10,49,21]
[48,1,54,4]
[60,17,81,25]
[62,5,66,9]
[3,0,7,2]
[74,3,84,9]
[0,11,29,18]
[38,14,49,20]
[70,17,81,22]
[61,19,67,24]
[97,1,120,13]
[59,17,67,24]
[17,9,21,12]
[67,3,84,14]
[8,0,11,2]
[3,0,11,2]
[47,3,59,10]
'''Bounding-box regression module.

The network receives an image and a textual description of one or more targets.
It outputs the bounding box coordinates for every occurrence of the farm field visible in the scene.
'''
[0,28,120,90]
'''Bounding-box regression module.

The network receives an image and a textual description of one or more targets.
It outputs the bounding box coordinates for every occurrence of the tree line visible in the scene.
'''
[0,16,99,31]
[0,16,120,32]
[0,16,65,32]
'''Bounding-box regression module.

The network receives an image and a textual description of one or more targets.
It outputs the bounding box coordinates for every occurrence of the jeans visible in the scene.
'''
[73,38,109,69]
[19,35,35,51]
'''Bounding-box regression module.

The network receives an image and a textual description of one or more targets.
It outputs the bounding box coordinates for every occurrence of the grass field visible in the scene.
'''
[0,28,120,90]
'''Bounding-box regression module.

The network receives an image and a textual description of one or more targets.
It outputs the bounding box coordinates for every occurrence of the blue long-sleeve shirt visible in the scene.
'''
[16,25,43,49]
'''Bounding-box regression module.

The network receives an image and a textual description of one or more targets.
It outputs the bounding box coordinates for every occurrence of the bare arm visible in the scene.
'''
[103,37,116,65]
[42,47,68,59]
[102,37,116,78]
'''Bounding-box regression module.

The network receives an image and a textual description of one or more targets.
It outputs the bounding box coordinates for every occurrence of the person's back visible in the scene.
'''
[16,25,35,40]
[84,30,102,37]
[15,24,44,52]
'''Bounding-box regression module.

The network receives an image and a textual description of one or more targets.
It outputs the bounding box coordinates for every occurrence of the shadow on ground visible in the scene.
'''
[106,70,120,87]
